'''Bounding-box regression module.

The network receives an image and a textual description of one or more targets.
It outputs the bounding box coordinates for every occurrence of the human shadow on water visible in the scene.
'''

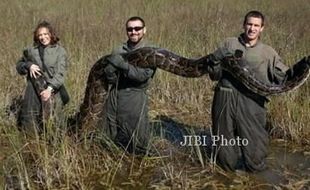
[150,115,213,157]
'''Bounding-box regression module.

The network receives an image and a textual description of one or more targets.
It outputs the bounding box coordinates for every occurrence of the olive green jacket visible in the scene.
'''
[16,44,68,90]
[211,33,289,86]
[112,39,155,85]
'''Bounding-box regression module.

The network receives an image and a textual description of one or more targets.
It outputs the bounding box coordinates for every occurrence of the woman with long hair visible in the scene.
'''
[16,21,69,134]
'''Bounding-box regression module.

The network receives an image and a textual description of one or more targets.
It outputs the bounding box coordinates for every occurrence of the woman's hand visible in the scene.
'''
[40,87,52,101]
[29,64,42,78]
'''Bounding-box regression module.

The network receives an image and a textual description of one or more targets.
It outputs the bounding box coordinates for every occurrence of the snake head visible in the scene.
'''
[222,49,244,66]
[305,55,310,66]
[298,55,310,68]
[30,73,48,95]
[234,49,243,59]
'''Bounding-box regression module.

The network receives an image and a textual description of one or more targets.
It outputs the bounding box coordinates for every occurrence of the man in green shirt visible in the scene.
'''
[103,16,155,155]
[209,11,290,172]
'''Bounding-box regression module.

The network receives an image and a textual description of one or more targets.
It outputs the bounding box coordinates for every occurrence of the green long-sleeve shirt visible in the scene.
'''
[104,39,156,154]
[211,33,289,87]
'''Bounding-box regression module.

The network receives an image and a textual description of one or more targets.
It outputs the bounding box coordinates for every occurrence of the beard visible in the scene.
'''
[128,34,144,46]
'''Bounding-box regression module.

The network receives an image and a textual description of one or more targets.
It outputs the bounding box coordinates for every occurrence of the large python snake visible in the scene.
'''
[120,47,310,96]
[32,47,310,129]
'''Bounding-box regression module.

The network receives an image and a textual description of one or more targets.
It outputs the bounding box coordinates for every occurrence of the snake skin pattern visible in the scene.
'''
[122,47,310,96]
[74,47,309,129]
[220,51,310,96]
[30,73,48,96]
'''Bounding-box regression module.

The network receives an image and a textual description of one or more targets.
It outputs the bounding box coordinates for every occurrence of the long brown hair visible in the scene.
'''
[33,21,59,46]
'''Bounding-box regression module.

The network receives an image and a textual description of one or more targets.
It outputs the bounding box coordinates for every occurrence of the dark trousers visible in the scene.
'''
[211,85,269,172]
[18,82,63,135]
[105,87,151,154]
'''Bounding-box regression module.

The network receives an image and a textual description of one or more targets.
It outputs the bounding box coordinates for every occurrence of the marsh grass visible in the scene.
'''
[1,0,309,189]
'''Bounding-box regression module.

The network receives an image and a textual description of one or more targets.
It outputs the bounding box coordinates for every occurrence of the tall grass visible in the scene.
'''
[1,0,309,189]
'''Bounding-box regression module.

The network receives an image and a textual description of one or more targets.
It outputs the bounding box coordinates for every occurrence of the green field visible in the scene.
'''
[0,0,309,189]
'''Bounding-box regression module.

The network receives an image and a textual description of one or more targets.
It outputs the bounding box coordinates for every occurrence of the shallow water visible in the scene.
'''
[107,140,310,189]
[151,117,310,189]
[1,123,309,189]
[254,141,310,187]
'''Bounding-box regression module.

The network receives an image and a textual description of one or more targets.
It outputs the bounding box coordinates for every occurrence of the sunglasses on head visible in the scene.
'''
[126,26,144,32]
